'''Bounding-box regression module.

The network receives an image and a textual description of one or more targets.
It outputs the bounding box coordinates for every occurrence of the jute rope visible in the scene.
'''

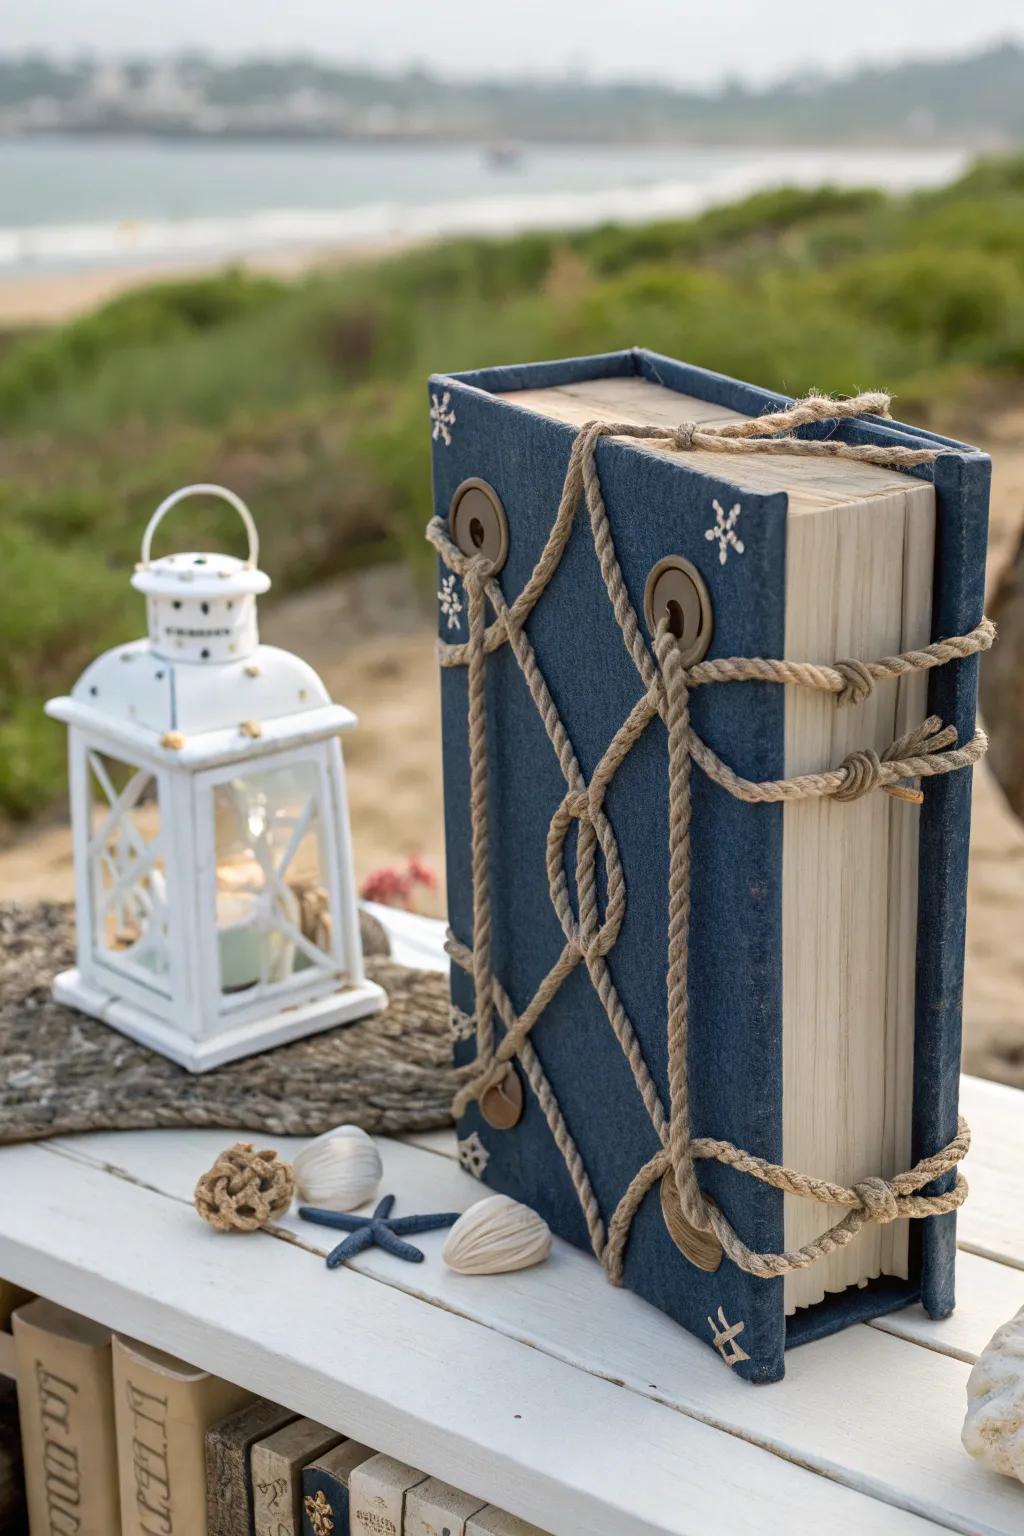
[429,391,991,1282]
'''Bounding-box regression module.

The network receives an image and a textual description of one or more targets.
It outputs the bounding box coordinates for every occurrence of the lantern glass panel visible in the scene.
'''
[87,749,171,991]
[211,759,336,997]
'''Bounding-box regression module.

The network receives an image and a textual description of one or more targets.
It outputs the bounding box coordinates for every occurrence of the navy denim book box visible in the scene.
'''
[430,349,989,1383]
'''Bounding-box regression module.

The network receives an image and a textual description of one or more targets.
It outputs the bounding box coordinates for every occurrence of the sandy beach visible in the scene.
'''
[0,241,407,326]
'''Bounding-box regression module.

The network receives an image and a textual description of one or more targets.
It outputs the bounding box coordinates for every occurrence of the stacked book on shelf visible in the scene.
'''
[0,1286,547,1536]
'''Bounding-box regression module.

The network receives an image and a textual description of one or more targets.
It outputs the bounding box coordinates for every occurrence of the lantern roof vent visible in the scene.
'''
[132,549,271,600]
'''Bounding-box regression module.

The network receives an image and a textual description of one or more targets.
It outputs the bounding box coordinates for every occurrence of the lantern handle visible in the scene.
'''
[140,484,259,569]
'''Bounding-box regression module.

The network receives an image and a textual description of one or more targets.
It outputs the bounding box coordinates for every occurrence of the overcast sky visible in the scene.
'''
[6,0,1024,87]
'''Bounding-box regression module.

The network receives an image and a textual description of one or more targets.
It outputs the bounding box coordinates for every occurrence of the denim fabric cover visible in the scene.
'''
[431,349,989,1382]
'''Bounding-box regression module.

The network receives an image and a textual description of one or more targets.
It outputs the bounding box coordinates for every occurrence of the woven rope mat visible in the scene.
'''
[0,903,460,1144]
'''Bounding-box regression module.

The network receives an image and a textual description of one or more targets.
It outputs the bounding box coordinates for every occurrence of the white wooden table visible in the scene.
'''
[1,911,1022,1536]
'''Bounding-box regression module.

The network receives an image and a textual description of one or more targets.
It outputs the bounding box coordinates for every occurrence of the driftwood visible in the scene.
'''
[0,903,460,1144]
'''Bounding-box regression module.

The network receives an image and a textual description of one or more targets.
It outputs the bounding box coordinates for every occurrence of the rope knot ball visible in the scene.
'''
[194,1141,295,1232]
[854,1176,900,1224]
[673,421,698,451]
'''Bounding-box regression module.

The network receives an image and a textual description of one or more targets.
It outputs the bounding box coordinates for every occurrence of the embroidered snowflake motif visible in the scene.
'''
[705,498,745,565]
[304,1489,334,1535]
[430,389,457,447]
[458,1131,490,1179]
[450,1004,476,1042]
[707,1305,750,1367]
[438,572,464,631]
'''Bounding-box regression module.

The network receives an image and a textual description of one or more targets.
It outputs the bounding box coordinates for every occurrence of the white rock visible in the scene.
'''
[293,1124,383,1212]
[962,1302,1024,1482]
[442,1194,551,1275]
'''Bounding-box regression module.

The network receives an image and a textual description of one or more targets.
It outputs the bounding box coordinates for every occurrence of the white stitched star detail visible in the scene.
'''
[705,498,745,565]
[438,573,463,631]
[430,389,456,447]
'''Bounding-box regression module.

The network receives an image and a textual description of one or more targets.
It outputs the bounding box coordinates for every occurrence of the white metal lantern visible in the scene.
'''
[45,484,386,1071]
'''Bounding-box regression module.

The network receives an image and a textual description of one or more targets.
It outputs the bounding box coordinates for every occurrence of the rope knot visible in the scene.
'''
[673,421,698,451]
[835,747,883,801]
[465,552,493,586]
[565,788,589,819]
[854,1176,899,1224]
[835,657,874,707]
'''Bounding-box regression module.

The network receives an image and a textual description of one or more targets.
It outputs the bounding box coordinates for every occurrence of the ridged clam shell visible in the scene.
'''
[442,1194,551,1275]
[963,1303,1024,1482]
[293,1125,382,1212]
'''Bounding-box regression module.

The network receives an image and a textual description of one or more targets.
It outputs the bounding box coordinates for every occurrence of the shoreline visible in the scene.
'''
[0,239,414,326]
[0,139,968,327]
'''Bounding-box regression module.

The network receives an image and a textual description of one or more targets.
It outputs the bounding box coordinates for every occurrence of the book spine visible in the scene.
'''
[914,450,990,1319]
[113,1336,251,1536]
[206,1401,296,1536]
[252,1427,340,1536]
[348,1457,424,1536]
[13,1306,122,1536]
[301,1466,347,1536]
[252,1451,292,1536]
[404,1477,485,1535]
[466,1508,548,1536]
[463,1511,549,1536]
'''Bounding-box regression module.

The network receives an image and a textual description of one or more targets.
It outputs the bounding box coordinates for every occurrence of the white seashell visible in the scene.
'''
[962,1302,1024,1482]
[442,1194,551,1275]
[293,1125,382,1212]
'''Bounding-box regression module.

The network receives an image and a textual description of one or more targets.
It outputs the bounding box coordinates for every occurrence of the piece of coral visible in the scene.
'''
[962,1303,1024,1481]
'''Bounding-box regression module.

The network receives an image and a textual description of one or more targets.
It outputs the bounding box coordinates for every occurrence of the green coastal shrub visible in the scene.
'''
[1,157,1024,823]
[826,247,1024,353]
[0,269,285,420]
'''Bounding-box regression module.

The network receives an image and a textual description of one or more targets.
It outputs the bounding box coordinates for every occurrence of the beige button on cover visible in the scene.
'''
[644,556,713,666]
[450,478,509,574]
[480,1065,524,1130]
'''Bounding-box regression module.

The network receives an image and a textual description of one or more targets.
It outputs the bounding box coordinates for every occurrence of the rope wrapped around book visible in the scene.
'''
[426,392,994,1283]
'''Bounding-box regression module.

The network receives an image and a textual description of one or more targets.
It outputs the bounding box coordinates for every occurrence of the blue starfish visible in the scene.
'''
[298,1194,459,1269]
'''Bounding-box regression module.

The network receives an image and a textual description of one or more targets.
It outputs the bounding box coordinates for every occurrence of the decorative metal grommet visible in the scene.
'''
[450,478,509,574]
[644,556,713,667]
[480,1065,524,1130]
[660,1168,723,1273]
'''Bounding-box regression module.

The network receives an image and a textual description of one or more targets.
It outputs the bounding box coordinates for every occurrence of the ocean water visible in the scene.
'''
[0,135,968,273]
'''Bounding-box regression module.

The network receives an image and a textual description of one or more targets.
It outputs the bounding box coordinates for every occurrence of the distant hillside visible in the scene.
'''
[1,42,1023,146]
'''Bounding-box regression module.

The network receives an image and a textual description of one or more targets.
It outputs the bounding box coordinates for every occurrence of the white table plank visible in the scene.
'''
[0,1140,943,1536]
[397,1127,459,1158]
[871,1251,1018,1364]
[958,1076,1024,1271]
[33,1127,1024,1536]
